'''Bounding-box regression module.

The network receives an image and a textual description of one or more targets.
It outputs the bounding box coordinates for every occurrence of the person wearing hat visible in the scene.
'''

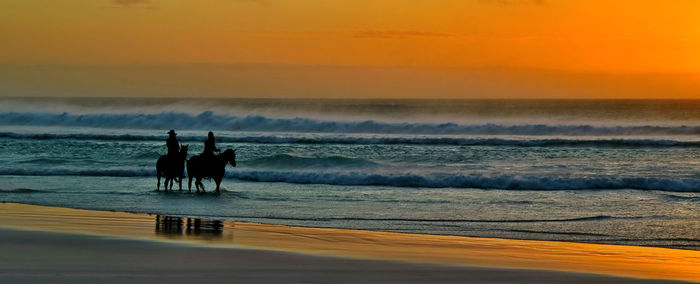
[166,130,180,158]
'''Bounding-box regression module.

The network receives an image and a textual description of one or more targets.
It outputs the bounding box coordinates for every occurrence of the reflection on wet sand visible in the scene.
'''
[155,216,183,236]
[155,215,224,239]
[2,203,700,282]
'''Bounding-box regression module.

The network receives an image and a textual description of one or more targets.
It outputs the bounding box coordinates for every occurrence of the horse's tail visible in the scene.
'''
[156,156,164,191]
[181,159,187,179]
[186,157,194,192]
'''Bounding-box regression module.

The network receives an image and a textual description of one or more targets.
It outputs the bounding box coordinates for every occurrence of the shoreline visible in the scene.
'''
[3,200,696,252]
[1,202,699,282]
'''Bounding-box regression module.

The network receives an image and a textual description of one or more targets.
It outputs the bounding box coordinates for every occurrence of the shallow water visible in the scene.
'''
[1,98,700,249]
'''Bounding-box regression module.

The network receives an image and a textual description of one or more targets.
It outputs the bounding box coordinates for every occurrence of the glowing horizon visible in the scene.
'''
[3,0,700,98]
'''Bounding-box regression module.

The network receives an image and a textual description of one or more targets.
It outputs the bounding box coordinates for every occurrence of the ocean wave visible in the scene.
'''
[216,214,651,223]
[227,171,700,192]
[3,131,700,147]
[0,168,154,177]
[2,168,699,192]
[17,158,71,164]
[0,188,49,194]
[2,111,700,136]
[244,154,377,169]
[660,194,700,202]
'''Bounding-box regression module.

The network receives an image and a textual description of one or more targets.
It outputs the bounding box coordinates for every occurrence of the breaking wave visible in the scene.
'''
[2,111,700,136]
[2,131,700,147]
[244,154,377,169]
[227,171,700,192]
[3,168,698,192]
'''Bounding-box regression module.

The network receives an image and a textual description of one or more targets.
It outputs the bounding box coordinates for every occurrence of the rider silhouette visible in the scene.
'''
[166,130,180,158]
[202,131,220,160]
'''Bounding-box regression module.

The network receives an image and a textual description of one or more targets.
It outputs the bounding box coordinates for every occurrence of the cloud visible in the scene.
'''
[479,0,547,5]
[354,30,455,39]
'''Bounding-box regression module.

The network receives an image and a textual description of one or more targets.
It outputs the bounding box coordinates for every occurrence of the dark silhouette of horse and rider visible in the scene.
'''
[156,130,236,193]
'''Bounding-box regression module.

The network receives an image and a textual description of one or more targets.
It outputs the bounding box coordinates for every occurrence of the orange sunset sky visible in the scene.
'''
[2,0,700,98]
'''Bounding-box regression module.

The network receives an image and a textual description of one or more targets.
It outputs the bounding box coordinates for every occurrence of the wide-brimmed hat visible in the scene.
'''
[168,130,176,135]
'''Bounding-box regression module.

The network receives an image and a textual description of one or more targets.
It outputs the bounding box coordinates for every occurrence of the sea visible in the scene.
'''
[1,97,700,250]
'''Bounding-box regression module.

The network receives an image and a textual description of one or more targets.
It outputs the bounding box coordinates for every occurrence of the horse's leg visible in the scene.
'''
[178,176,182,191]
[197,178,205,193]
[188,176,193,193]
[215,177,222,193]
[156,172,161,191]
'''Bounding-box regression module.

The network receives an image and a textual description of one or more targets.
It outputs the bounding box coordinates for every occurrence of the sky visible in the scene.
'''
[2,0,700,98]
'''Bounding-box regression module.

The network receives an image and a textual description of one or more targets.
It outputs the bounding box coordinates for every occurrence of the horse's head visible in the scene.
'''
[180,144,189,157]
[222,149,236,167]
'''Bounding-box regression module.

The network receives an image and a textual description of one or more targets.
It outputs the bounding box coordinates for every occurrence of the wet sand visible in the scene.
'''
[0,202,698,283]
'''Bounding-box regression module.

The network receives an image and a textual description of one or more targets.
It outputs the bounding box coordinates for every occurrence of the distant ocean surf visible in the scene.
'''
[1,97,700,250]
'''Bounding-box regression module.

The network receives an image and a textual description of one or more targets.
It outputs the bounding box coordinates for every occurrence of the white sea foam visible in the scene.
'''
[1,112,700,136]
[2,167,699,192]
[2,131,700,146]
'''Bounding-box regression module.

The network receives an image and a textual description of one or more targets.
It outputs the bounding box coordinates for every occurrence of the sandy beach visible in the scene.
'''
[7,1,700,282]
[0,202,697,283]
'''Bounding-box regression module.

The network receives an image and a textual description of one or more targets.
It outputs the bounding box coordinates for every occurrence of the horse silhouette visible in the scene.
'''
[156,144,189,191]
[187,149,236,193]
